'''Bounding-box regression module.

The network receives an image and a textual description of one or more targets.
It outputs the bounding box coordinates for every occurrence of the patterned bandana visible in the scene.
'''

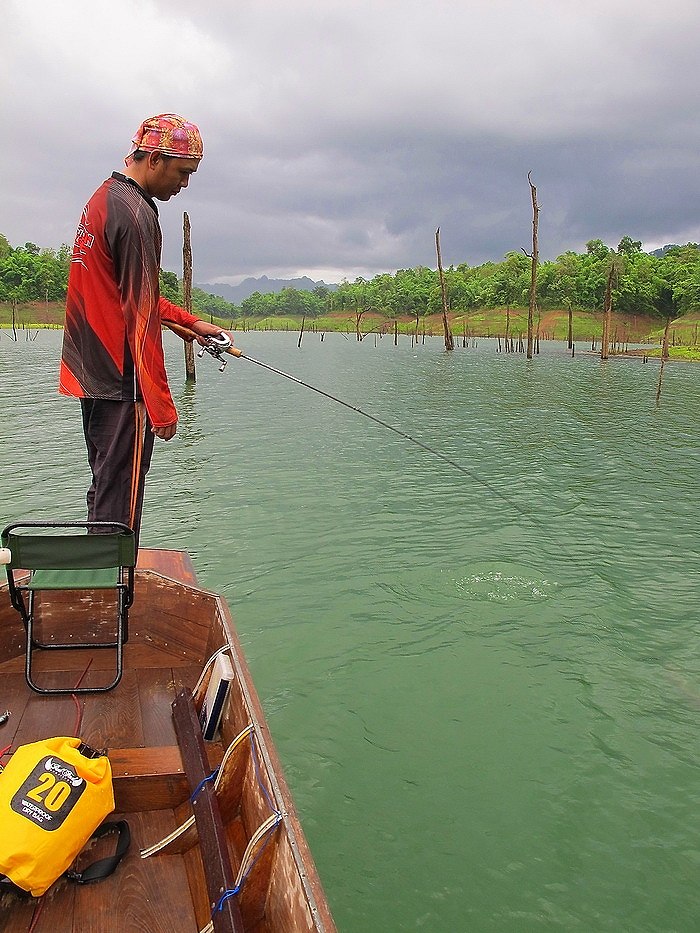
[125,113,203,164]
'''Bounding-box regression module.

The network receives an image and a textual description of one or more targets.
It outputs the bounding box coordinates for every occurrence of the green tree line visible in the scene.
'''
[0,235,71,304]
[321,237,700,321]
[3,232,700,321]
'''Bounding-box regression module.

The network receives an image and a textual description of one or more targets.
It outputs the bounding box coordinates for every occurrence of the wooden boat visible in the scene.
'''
[0,547,337,933]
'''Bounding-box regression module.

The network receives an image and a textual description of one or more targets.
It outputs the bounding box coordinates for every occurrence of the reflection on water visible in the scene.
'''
[2,331,699,931]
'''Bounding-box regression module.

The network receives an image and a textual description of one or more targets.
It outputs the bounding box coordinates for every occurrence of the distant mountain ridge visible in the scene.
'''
[196,275,337,305]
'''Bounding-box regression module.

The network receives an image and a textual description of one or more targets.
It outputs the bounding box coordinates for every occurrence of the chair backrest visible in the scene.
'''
[1,521,136,572]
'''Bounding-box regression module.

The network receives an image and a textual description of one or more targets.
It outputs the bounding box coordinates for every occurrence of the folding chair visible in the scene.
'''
[1,521,136,695]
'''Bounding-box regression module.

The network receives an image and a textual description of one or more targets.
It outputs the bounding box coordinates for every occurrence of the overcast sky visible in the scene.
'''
[3,0,700,285]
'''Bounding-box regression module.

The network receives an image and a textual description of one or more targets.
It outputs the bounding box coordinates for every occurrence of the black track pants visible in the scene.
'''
[80,399,155,548]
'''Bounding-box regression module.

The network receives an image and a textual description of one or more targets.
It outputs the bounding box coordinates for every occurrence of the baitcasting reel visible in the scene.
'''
[197,332,232,372]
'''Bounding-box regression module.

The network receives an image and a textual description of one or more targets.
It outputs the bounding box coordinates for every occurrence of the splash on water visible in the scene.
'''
[455,567,556,602]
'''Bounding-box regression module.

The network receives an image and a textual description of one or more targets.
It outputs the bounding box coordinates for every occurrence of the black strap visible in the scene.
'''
[65,820,131,885]
[0,874,30,898]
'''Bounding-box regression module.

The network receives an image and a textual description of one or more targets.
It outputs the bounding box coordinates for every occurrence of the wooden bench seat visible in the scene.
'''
[110,743,224,812]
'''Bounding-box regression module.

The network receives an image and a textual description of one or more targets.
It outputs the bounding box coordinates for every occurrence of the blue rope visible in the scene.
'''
[190,766,219,802]
[213,815,282,914]
[250,731,278,816]
[210,731,282,920]
[214,885,241,912]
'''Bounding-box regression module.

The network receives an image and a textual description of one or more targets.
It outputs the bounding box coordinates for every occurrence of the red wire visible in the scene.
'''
[73,656,94,690]
[70,657,94,735]
[28,898,45,932]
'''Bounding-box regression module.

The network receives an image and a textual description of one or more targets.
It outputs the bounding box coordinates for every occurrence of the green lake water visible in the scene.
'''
[1,330,698,931]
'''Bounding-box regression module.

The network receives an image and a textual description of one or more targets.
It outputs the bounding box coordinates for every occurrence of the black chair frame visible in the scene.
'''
[1,520,136,695]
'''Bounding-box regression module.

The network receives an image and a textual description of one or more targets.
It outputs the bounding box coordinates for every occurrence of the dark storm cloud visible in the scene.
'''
[3,0,700,283]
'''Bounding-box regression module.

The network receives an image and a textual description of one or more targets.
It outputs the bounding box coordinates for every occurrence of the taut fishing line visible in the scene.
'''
[196,331,550,532]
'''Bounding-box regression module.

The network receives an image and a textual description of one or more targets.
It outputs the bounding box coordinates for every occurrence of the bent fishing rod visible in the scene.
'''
[166,322,543,526]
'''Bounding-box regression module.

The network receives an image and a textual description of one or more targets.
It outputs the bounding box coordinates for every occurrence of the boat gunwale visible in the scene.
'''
[135,559,335,931]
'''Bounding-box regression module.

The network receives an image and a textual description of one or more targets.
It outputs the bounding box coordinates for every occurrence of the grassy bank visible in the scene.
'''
[2,302,700,356]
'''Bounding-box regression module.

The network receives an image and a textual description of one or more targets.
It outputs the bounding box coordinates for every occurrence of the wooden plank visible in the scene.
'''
[207,730,249,829]
[70,809,199,933]
[30,589,118,647]
[133,664,208,756]
[9,681,77,746]
[123,642,197,671]
[0,884,76,933]
[137,548,198,586]
[237,825,280,930]
[136,667,179,747]
[172,688,244,933]
[0,896,36,933]
[110,745,187,811]
[266,834,321,933]
[171,664,205,699]
[240,754,274,839]
[4,649,117,676]
[2,614,209,679]
[130,578,213,662]
[0,641,189,676]
[0,584,26,665]
[134,577,214,620]
[0,672,31,751]
[79,669,144,749]
[109,744,224,812]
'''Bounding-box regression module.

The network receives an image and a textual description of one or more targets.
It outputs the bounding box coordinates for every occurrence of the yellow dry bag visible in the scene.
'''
[0,736,116,896]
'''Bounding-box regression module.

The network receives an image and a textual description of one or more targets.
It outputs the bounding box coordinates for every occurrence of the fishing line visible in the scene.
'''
[215,340,549,531]
[174,326,603,603]
[172,324,556,537]
[246,352,497,477]
[229,351,594,587]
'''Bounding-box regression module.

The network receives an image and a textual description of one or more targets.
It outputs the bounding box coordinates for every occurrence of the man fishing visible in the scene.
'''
[59,113,231,546]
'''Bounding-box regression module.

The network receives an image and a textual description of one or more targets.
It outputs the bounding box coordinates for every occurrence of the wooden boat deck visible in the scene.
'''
[0,549,335,933]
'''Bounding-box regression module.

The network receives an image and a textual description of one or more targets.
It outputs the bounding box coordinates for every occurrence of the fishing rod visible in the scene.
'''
[166,323,544,526]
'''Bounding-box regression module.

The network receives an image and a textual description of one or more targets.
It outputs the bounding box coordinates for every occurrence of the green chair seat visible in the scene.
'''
[29,567,121,590]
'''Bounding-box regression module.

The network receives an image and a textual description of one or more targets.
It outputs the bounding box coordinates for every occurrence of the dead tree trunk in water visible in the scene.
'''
[354,306,367,341]
[600,255,622,361]
[526,172,538,360]
[435,227,454,350]
[655,317,671,406]
[601,276,612,360]
[182,212,196,381]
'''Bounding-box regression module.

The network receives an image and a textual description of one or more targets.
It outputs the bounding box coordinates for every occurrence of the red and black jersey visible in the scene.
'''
[59,172,200,428]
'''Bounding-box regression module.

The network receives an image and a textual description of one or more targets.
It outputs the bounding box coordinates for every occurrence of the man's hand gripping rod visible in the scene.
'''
[198,332,236,371]
[166,322,242,370]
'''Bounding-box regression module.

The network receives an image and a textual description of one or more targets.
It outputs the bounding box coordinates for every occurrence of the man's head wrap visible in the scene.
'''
[125,113,203,165]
